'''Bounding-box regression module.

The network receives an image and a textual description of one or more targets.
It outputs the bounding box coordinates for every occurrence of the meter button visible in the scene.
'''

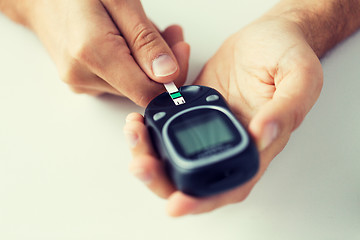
[153,112,166,121]
[181,85,201,94]
[206,94,220,102]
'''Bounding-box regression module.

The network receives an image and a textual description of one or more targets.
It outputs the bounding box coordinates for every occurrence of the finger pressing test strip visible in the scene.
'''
[163,82,186,105]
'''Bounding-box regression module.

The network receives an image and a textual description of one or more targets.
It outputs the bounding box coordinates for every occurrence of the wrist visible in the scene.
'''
[264,0,360,57]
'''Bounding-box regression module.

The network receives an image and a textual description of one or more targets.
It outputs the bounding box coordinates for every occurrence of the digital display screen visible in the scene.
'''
[171,111,236,157]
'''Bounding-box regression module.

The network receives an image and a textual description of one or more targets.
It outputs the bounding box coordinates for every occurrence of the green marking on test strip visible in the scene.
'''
[170,92,182,99]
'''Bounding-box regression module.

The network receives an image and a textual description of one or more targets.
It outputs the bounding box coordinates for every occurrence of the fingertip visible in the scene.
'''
[123,117,149,152]
[125,112,144,123]
[130,154,175,199]
[249,116,279,152]
[166,192,199,217]
[129,155,156,185]
[176,42,190,68]
[162,25,184,46]
[172,41,190,59]
[249,97,304,152]
[124,116,174,199]
[166,24,183,33]
[123,117,142,134]
[171,41,190,86]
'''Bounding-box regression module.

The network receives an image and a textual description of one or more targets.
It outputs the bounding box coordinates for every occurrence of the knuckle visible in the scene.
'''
[60,64,86,86]
[104,33,129,54]
[64,75,85,86]
[71,33,128,71]
[132,23,159,52]
[128,81,158,107]
[132,93,148,107]
[61,68,76,85]
[69,86,86,94]
[70,35,103,67]
[133,92,153,107]
[71,40,94,65]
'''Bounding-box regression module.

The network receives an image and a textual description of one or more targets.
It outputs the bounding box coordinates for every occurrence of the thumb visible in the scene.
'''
[249,98,307,152]
[162,25,190,87]
[249,61,323,152]
[102,0,180,83]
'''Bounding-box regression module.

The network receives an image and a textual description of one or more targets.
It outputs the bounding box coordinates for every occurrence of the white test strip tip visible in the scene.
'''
[163,82,186,105]
[174,97,186,105]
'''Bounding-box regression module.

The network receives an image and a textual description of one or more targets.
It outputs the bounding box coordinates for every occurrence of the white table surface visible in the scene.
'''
[1,0,359,239]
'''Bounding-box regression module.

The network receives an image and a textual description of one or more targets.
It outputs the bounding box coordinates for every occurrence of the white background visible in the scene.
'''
[1,0,359,239]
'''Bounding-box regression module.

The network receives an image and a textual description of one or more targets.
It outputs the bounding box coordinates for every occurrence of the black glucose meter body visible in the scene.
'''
[144,85,259,197]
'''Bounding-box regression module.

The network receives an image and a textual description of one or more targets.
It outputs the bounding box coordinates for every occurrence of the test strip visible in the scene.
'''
[163,82,186,105]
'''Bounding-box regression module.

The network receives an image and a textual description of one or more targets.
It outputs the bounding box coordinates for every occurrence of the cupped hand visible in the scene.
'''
[124,17,323,216]
[27,0,190,107]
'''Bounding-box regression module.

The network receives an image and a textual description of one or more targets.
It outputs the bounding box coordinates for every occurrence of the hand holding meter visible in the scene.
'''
[144,85,259,197]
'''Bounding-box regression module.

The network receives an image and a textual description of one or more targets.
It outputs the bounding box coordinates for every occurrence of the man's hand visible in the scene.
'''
[1,0,190,107]
[123,17,323,216]
[123,0,360,217]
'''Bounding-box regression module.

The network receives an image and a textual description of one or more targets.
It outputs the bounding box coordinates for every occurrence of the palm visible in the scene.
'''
[195,18,322,128]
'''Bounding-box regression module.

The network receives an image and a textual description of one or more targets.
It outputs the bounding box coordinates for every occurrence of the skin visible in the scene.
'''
[1,0,359,217]
[0,0,190,107]
[124,17,323,217]
[124,0,360,217]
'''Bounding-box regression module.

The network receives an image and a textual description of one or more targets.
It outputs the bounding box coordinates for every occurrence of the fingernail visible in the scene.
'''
[131,168,153,185]
[152,54,177,77]
[260,122,279,151]
[124,130,138,148]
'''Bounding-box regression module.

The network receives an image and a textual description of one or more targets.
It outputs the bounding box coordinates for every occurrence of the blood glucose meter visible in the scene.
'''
[144,85,259,197]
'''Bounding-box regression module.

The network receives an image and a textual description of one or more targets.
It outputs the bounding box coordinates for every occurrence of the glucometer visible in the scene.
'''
[144,84,259,197]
